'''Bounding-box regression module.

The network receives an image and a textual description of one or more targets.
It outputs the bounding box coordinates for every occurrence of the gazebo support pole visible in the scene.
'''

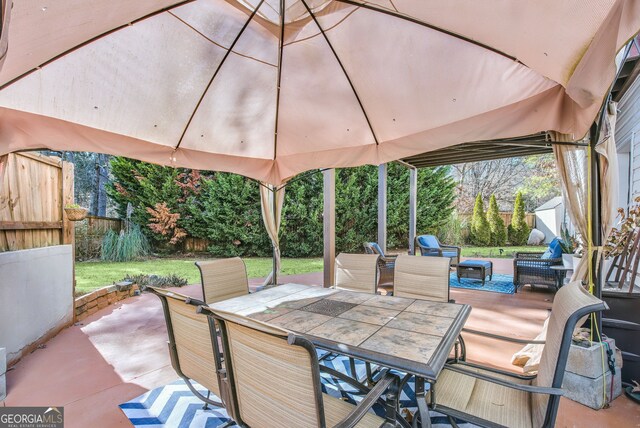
[378,164,387,253]
[589,124,603,335]
[409,167,417,255]
[272,186,278,286]
[323,169,336,287]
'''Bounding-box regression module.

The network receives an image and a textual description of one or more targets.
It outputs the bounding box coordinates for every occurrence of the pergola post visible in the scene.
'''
[323,169,335,288]
[589,124,603,334]
[378,164,387,253]
[409,167,417,255]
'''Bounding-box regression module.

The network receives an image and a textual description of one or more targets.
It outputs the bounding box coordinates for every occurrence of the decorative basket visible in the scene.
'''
[64,207,88,221]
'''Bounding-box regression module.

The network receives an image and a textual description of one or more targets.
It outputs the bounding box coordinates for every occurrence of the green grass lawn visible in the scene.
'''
[460,245,545,258]
[75,246,544,295]
[75,257,323,295]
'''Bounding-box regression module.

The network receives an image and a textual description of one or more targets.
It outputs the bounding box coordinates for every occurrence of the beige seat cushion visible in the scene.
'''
[434,366,533,428]
[323,394,384,428]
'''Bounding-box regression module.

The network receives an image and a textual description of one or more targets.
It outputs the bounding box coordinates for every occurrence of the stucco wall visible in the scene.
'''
[0,245,73,365]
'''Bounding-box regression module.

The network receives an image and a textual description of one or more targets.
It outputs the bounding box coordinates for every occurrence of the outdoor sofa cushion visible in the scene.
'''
[458,260,492,269]
[417,235,440,249]
[541,238,563,259]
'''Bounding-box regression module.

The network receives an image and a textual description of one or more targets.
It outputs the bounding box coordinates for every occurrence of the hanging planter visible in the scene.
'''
[64,204,88,221]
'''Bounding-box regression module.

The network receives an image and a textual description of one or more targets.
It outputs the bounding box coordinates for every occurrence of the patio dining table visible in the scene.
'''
[209,283,471,383]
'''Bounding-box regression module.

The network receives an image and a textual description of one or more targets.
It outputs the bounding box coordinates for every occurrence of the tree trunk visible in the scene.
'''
[91,154,108,216]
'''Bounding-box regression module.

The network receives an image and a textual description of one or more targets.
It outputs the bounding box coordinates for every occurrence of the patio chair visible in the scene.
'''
[363,242,397,287]
[393,254,466,399]
[335,253,379,294]
[415,235,460,266]
[199,306,401,428]
[146,286,226,410]
[513,238,563,292]
[393,254,452,302]
[429,281,607,428]
[195,257,249,304]
[334,253,381,383]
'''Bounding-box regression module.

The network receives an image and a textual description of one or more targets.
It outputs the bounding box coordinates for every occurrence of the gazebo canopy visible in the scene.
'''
[0,0,639,184]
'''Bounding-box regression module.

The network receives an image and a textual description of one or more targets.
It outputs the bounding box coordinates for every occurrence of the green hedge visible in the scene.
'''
[108,158,456,257]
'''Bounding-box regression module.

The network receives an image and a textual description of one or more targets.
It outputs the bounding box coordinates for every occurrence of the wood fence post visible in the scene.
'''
[62,161,76,314]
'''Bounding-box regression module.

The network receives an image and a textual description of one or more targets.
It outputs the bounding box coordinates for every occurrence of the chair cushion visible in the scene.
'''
[442,251,459,259]
[458,260,492,268]
[323,393,384,427]
[541,238,562,259]
[435,366,533,428]
[417,235,440,249]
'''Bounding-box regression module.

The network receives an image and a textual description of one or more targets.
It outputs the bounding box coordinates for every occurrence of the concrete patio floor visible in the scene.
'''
[2,259,639,427]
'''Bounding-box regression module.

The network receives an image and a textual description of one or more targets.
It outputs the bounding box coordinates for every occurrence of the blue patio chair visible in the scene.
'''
[415,235,460,266]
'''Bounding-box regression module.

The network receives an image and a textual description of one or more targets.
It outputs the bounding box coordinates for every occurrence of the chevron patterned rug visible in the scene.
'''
[120,353,476,427]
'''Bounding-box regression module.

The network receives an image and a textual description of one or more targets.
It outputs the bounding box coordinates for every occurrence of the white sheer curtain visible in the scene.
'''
[551,133,590,283]
[596,101,619,262]
[259,183,285,287]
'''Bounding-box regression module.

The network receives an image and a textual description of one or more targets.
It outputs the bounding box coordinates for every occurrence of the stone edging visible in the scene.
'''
[75,281,139,321]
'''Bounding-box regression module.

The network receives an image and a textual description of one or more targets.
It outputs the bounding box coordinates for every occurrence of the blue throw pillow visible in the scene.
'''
[541,238,563,259]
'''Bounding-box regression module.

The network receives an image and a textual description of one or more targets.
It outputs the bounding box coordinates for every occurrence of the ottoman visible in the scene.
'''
[457,260,493,286]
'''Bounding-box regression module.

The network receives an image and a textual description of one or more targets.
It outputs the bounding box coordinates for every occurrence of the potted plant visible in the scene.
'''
[64,203,88,221]
[558,224,579,268]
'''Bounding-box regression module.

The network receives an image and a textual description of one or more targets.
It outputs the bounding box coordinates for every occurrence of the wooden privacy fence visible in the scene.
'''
[0,153,74,251]
[459,211,536,229]
[75,216,123,260]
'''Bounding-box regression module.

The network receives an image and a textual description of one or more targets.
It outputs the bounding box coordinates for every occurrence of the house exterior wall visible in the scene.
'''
[617,75,640,206]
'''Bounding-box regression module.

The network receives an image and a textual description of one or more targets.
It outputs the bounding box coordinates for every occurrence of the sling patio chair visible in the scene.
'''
[415,235,461,266]
[428,281,607,428]
[393,254,452,303]
[363,242,397,289]
[146,286,227,410]
[393,254,466,419]
[335,253,380,294]
[195,257,250,304]
[199,306,402,428]
[394,254,465,358]
[334,252,381,383]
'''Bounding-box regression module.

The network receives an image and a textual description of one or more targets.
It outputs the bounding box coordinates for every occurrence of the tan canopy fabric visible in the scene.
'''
[0,1,638,184]
[0,0,9,71]
[259,183,285,285]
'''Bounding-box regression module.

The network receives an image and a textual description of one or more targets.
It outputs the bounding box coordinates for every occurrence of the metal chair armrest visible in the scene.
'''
[444,364,563,396]
[417,246,444,257]
[514,252,545,259]
[461,328,546,345]
[332,371,399,428]
[319,365,371,395]
[441,244,461,254]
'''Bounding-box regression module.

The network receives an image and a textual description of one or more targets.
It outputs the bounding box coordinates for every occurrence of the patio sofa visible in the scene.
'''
[513,238,564,292]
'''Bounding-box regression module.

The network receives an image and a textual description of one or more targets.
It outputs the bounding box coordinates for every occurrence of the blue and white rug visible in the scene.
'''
[449,272,515,294]
[120,353,476,427]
